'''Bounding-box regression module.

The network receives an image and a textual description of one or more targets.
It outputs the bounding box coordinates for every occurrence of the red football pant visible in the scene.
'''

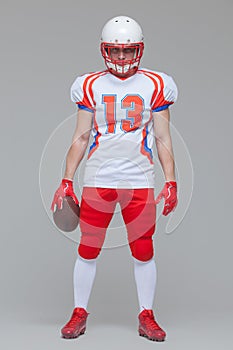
[78,187,156,261]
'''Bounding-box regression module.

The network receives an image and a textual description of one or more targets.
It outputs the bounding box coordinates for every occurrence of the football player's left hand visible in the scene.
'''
[155,181,178,216]
[51,178,79,212]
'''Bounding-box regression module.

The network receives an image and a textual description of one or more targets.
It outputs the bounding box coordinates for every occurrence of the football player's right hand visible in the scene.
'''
[51,178,79,212]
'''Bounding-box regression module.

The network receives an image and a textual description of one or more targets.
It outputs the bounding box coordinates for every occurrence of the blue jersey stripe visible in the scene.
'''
[78,104,94,113]
[143,125,153,160]
[152,103,171,112]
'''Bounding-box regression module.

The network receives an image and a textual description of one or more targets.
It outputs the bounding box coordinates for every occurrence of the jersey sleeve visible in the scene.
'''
[70,75,95,112]
[151,73,178,112]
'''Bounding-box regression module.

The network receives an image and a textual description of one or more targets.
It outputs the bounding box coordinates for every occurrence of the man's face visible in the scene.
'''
[101,42,143,77]
[109,46,136,65]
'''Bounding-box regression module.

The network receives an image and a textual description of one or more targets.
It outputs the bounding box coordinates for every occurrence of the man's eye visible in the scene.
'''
[124,48,135,54]
[111,48,119,54]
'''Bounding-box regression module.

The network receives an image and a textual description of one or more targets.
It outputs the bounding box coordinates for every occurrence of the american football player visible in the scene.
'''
[51,15,178,342]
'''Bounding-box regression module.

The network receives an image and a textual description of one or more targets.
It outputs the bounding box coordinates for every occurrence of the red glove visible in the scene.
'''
[155,181,178,216]
[51,178,79,212]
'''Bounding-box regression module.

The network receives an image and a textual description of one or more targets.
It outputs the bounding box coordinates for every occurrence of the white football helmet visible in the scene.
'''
[100,16,144,78]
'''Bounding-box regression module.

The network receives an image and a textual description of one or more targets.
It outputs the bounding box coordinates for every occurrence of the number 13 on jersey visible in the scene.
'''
[102,94,145,133]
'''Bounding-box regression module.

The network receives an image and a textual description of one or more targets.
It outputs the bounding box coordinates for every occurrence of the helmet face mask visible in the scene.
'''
[100,16,144,78]
[101,42,144,78]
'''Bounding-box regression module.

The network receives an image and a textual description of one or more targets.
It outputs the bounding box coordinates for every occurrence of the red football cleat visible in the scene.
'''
[138,309,166,342]
[61,307,89,339]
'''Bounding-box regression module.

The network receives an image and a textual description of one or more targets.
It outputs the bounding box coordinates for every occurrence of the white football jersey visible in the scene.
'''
[70,68,178,189]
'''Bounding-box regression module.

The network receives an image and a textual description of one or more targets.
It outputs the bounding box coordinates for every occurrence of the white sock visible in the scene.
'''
[133,257,157,312]
[73,255,97,310]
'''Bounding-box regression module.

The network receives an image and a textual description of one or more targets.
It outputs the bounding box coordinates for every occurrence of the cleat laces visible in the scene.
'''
[66,312,86,328]
[142,311,162,330]
[145,317,161,330]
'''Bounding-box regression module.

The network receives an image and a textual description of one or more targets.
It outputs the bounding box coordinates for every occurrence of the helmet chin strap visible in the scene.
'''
[115,63,130,74]
[106,61,139,78]
[109,68,138,78]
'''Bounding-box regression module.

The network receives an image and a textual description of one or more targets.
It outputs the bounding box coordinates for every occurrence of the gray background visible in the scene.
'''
[1,0,233,349]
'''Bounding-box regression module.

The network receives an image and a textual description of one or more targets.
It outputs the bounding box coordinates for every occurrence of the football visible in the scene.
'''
[53,196,80,232]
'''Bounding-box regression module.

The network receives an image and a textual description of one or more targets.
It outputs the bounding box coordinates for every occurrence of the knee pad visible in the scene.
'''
[78,243,102,260]
[129,232,154,262]
[78,229,106,260]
